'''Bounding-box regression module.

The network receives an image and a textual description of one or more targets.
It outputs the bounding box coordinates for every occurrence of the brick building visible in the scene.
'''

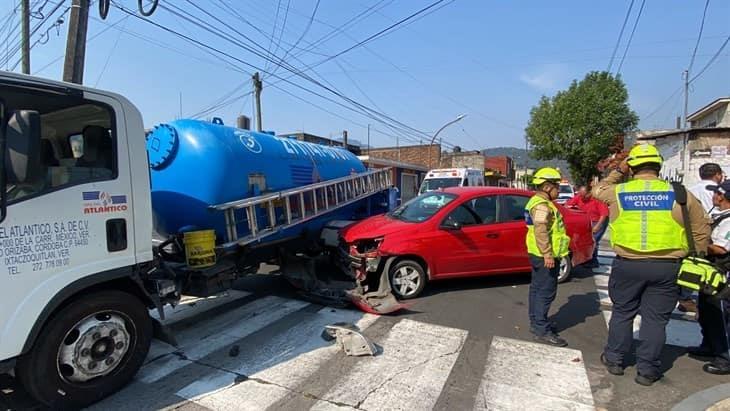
[483,156,515,186]
[365,144,441,169]
[441,151,486,171]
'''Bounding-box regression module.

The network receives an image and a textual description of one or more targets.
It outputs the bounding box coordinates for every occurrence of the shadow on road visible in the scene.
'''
[551,291,602,333]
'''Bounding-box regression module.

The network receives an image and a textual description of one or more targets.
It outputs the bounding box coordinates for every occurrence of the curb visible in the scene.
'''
[672,383,730,411]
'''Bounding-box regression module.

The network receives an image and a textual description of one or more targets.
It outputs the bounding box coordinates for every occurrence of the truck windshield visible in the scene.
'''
[419,177,461,194]
[390,192,457,223]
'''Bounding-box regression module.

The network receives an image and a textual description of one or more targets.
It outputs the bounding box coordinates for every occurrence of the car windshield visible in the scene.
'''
[390,192,457,222]
[559,185,573,194]
[419,177,461,194]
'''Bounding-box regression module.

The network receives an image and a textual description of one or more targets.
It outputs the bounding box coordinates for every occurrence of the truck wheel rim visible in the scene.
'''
[392,266,420,297]
[57,311,133,384]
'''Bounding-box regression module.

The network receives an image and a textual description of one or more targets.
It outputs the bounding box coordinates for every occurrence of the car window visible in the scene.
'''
[498,195,530,222]
[390,192,457,222]
[469,195,497,224]
[444,204,480,226]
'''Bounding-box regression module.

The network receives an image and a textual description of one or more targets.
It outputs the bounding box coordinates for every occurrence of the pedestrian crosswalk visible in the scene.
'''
[593,250,702,348]
[83,250,705,411]
[87,292,598,411]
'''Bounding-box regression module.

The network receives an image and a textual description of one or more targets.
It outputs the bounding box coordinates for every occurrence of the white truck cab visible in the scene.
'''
[418,168,484,195]
[0,72,156,407]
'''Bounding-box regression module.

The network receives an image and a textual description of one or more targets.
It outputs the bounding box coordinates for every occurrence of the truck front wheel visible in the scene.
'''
[17,290,152,408]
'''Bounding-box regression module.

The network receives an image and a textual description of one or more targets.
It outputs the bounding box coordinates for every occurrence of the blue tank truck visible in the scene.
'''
[146,119,402,314]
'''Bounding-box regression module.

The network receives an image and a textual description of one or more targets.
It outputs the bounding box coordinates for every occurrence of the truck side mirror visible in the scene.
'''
[5,110,42,186]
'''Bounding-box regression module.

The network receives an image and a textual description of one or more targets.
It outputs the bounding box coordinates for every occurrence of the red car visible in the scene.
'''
[341,187,594,299]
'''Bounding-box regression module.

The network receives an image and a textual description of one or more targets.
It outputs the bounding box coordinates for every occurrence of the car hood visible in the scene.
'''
[342,214,418,242]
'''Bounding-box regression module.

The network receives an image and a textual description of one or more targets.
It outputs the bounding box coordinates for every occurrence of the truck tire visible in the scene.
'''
[16,290,152,408]
[389,259,427,299]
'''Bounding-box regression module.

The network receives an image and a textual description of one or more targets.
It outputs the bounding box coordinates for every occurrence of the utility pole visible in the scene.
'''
[342,130,348,150]
[367,124,370,156]
[682,70,689,130]
[252,72,263,131]
[63,0,90,84]
[21,0,30,74]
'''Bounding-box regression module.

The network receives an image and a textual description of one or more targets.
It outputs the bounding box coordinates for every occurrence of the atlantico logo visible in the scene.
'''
[82,191,128,214]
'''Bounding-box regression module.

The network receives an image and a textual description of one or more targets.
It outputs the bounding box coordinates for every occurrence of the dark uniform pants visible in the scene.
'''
[529,255,559,336]
[604,257,680,376]
[698,293,730,367]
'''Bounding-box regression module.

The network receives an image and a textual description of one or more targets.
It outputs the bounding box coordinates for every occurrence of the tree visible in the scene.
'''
[525,71,638,184]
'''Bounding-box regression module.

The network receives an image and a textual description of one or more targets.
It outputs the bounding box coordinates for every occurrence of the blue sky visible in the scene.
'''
[2,0,729,150]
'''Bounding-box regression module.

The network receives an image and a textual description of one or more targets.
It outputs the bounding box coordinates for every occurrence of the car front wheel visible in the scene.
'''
[388,259,427,299]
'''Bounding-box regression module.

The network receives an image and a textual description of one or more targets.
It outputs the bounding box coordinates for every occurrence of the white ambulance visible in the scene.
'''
[418,168,484,194]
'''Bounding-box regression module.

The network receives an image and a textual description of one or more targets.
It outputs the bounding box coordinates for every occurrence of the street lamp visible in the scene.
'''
[428,114,466,169]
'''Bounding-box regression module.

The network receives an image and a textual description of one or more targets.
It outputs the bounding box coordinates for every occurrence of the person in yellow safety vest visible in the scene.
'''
[525,167,571,347]
[593,143,710,386]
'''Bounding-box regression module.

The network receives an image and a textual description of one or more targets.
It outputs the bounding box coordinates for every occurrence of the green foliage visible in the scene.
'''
[525,71,638,185]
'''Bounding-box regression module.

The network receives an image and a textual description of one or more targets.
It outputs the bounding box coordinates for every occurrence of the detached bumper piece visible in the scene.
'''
[322,322,377,356]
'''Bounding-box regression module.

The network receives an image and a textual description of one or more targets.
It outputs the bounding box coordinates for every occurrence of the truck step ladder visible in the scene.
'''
[211,168,392,248]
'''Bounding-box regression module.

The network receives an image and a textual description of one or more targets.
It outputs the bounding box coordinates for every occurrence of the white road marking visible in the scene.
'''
[594,273,609,288]
[597,288,611,306]
[314,319,468,410]
[602,311,702,347]
[138,296,309,383]
[475,336,594,411]
[149,290,253,326]
[176,308,378,410]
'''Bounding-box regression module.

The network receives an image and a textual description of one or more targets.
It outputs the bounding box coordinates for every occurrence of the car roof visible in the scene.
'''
[441,186,533,197]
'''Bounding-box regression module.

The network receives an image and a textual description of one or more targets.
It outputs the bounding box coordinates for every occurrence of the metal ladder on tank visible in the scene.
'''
[211,168,393,249]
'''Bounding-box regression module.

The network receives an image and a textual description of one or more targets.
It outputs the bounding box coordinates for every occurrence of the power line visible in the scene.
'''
[266,0,292,77]
[266,0,319,79]
[262,0,282,74]
[113,3,442,147]
[158,1,448,145]
[93,15,128,87]
[689,34,730,83]
[642,86,683,122]
[616,0,645,74]
[688,0,711,75]
[607,0,635,72]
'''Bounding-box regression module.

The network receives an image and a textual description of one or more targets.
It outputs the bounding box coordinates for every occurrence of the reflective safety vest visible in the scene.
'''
[525,195,571,258]
[610,179,688,253]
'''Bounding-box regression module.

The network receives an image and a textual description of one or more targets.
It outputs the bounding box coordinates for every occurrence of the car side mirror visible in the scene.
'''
[441,220,462,231]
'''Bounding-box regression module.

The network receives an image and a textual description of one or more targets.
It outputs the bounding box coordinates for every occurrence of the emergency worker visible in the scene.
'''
[593,144,710,386]
[687,181,730,375]
[525,167,571,347]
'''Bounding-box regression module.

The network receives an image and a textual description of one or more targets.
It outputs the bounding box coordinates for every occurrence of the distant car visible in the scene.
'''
[418,168,484,195]
[556,183,575,204]
[341,187,594,299]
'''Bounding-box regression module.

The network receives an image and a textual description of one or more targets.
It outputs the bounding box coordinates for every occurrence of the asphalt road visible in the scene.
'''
[2,242,729,410]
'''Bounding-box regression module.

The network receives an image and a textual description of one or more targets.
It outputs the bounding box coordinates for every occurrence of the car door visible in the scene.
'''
[431,194,502,277]
[494,194,532,271]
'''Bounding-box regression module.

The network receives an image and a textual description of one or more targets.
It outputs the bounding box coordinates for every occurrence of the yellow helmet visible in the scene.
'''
[532,167,562,185]
[627,144,662,167]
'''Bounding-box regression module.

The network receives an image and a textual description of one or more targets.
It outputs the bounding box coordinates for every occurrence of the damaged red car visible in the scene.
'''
[341,187,594,300]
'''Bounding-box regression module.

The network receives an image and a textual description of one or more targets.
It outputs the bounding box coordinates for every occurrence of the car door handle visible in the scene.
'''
[485,232,499,239]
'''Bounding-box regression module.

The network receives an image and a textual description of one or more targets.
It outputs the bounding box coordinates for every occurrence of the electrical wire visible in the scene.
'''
[266,0,318,79]
[689,34,730,83]
[616,0,645,74]
[152,1,445,145]
[607,0,635,72]
[688,0,711,75]
[93,16,128,87]
[642,86,683,122]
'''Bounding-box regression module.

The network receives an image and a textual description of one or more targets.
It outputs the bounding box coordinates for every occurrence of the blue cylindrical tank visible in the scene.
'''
[146,119,366,239]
